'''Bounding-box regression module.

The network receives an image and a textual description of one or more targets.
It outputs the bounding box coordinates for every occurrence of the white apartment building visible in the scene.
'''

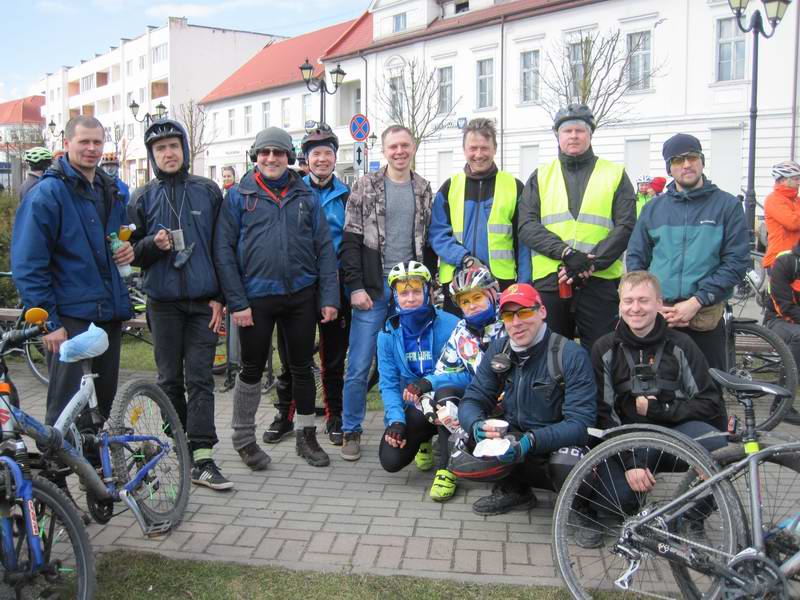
[38,17,280,187]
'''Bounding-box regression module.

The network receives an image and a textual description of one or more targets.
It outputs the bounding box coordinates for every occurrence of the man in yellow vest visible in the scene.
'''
[430,118,530,314]
[518,104,636,351]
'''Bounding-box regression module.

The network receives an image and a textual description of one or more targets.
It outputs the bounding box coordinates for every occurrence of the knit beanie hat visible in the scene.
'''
[662,133,703,173]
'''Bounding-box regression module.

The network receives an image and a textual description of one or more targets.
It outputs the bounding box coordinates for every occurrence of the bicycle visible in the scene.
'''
[552,369,800,598]
[0,272,50,385]
[0,309,191,538]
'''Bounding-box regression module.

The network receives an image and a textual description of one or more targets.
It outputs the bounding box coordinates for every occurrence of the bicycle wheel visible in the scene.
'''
[553,431,743,599]
[108,379,190,529]
[0,473,96,600]
[24,336,50,385]
[728,321,797,431]
[713,442,800,596]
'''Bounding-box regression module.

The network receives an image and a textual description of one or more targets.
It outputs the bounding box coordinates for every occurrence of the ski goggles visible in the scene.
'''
[394,278,426,293]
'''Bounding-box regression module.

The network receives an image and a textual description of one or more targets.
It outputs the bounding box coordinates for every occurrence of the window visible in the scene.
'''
[212,112,219,136]
[476,58,494,109]
[138,55,146,70]
[152,43,168,64]
[437,66,453,114]
[244,105,252,134]
[112,95,120,111]
[228,108,235,137]
[126,91,133,107]
[627,31,652,91]
[209,165,216,181]
[262,101,270,128]
[717,17,745,81]
[126,60,133,76]
[455,2,469,14]
[126,124,134,139]
[49,90,54,102]
[80,74,94,93]
[281,98,290,128]
[354,87,362,115]
[302,94,313,125]
[139,87,145,103]
[393,13,406,33]
[389,75,404,119]
[520,50,540,103]
[568,40,588,99]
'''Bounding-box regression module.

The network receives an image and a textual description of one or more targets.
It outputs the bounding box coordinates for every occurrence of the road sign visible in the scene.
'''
[353,142,366,172]
[349,114,370,142]
[369,161,380,172]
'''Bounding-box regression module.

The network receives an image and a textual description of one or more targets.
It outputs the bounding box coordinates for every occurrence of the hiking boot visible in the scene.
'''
[570,509,605,549]
[237,442,271,471]
[296,427,330,467]
[472,481,537,516]
[429,469,457,502]
[191,460,234,491]
[341,432,361,461]
[414,441,434,471]
[262,413,294,444]
[326,415,343,446]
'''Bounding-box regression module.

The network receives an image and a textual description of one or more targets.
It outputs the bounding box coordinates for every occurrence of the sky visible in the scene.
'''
[0,0,369,103]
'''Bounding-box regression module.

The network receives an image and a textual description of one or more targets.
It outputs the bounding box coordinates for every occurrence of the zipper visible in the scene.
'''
[678,197,687,299]
[472,179,482,256]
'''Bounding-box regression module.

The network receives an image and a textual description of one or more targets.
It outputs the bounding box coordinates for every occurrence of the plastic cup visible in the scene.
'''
[483,419,509,436]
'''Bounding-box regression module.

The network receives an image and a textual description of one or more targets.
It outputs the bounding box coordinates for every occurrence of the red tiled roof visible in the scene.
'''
[322,11,373,61]
[0,96,45,126]
[202,19,357,104]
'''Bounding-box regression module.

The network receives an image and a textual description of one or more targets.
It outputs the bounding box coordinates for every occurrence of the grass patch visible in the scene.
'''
[97,550,570,600]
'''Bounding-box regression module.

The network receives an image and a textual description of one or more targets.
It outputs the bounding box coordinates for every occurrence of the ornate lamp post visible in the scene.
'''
[128,100,167,126]
[47,120,64,149]
[299,58,346,126]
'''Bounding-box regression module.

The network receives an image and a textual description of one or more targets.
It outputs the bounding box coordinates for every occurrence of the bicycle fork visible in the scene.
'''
[0,453,46,576]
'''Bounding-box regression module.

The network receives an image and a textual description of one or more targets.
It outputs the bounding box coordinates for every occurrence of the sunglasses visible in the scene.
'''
[500,305,540,324]
[394,279,425,293]
[669,152,703,167]
[258,148,287,158]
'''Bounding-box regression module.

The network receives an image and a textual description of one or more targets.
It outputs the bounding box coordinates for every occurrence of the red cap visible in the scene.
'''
[650,177,667,194]
[499,283,542,310]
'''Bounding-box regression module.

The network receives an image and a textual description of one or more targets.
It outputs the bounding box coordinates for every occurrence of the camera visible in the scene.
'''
[631,362,658,395]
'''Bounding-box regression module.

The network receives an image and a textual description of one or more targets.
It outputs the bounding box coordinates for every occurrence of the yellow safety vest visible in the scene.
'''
[532,158,624,280]
[439,171,518,283]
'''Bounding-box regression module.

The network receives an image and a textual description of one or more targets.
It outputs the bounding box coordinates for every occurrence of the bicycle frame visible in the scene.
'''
[0,445,45,576]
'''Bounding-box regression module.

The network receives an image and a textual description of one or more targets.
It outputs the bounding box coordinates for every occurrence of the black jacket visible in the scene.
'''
[517,147,636,291]
[765,246,800,323]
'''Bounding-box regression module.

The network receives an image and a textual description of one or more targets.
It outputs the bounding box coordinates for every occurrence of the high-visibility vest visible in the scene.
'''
[439,170,518,283]
[532,158,624,280]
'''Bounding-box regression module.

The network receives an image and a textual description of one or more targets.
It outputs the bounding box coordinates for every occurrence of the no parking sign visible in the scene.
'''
[349,114,370,142]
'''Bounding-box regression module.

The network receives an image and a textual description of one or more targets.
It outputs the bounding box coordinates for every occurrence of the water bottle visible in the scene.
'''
[777,513,800,535]
[108,232,132,278]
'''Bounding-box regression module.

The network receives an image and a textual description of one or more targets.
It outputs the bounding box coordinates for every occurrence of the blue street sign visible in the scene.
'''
[369,160,380,172]
[349,114,370,142]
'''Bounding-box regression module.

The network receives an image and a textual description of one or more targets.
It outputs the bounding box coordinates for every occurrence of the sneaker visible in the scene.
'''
[296,427,330,467]
[414,441,434,471]
[429,469,457,502]
[326,416,343,446]
[262,414,294,444]
[341,432,361,461]
[237,442,271,471]
[570,509,605,549]
[191,460,234,491]
[472,481,537,516]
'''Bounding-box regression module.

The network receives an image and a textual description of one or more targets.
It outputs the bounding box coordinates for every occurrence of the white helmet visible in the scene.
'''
[771,161,800,181]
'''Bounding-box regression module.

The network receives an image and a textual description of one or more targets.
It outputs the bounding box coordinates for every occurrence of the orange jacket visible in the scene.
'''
[763,184,800,268]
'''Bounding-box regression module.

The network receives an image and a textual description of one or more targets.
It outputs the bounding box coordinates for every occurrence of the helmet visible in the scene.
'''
[771,161,800,181]
[301,124,339,155]
[24,147,53,164]
[449,266,499,299]
[144,119,185,149]
[636,175,653,185]
[553,104,596,133]
[100,152,119,165]
[388,261,431,288]
[448,446,514,482]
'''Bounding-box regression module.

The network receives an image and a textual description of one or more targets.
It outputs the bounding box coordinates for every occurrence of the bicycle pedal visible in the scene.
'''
[142,520,172,538]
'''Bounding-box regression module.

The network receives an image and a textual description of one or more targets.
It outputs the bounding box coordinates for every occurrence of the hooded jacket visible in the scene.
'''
[302,173,349,260]
[763,183,800,268]
[128,119,223,302]
[214,167,339,313]
[765,245,800,323]
[627,177,749,305]
[427,318,506,391]
[11,155,132,329]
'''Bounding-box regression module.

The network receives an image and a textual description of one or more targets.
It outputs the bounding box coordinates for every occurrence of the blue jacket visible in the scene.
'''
[459,327,596,454]
[302,174,348,259]
[214,168,339,312]
[11,156,132,329]
[116,177,130,206]
[128,119,223,302]
[627,177,749,305]
[378,309,459,426]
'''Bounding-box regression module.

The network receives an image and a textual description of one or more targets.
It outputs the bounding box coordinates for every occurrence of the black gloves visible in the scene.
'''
[461,255,485,271]
[385,421,406,445]
[563,248,593,274]
[405,378,433,398]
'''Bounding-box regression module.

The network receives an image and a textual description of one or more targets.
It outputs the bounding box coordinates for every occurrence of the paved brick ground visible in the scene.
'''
[8,362,800,588]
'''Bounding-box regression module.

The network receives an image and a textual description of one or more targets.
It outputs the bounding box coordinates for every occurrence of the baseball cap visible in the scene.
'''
[499,283,542,310]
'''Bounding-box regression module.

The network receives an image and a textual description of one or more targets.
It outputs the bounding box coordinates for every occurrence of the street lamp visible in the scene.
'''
[298,58,346,126]
[113,124,123,154]
[129,100,167,126]
[728,0,793,247]
[368,131,377,150]
[47,120,65,149]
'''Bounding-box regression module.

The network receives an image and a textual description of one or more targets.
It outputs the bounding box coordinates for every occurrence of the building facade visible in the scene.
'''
[0,95,46,192]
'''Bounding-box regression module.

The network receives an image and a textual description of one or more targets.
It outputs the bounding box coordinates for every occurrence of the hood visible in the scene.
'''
[665,175,719,202]
[144,118,191,179]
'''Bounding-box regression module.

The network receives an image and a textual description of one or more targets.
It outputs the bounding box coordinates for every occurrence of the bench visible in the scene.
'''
[0,307,148,330]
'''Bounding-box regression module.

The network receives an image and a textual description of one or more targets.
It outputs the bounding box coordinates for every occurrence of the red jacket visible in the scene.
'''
[763,184,800,268]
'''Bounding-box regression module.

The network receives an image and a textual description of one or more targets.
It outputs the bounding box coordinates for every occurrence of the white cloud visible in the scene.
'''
[34,0,69,14]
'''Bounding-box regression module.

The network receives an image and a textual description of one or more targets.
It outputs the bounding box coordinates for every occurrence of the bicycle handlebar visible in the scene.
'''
[0,323,52,355]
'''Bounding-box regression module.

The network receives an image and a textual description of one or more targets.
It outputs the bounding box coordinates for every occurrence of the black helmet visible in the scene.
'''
[301,124,339,155]
[144,119,185,148]
[448,447,514,483]
[553,104,596,133]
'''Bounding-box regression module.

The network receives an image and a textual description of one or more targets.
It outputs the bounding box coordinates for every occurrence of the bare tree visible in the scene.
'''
[177,100,216,174]
[375,57,461,153]
[539,28,663,128]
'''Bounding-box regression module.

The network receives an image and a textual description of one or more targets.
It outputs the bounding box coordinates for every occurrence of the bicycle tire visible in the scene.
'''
[728,321,797,431]
[108,379,190,530]
[552,431,743,599]
[0,473,96,600]
[23,336,49,385]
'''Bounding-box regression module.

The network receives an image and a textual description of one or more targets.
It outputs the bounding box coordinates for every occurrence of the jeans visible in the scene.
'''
[342,282,391,433]
[148,299,219,451]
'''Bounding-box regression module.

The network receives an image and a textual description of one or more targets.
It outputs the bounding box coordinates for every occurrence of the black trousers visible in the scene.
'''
[674,318,726,372]
[239,286,318,416]
[379,405,452,472]
[46,317,121,426]
[538,277,619,352]
[274,283,351,421]
[148,298,219,451]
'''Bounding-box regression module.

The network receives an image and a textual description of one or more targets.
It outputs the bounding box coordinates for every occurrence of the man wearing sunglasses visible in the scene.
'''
[627,133,749,370]
[458,283,596,516]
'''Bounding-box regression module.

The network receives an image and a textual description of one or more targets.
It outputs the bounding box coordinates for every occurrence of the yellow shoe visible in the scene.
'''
[429,469,456,502]
[414,441,434,471]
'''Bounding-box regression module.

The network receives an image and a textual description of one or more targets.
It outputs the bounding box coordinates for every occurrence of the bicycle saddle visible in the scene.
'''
[709,368,792,397]
[59,324,109,363]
